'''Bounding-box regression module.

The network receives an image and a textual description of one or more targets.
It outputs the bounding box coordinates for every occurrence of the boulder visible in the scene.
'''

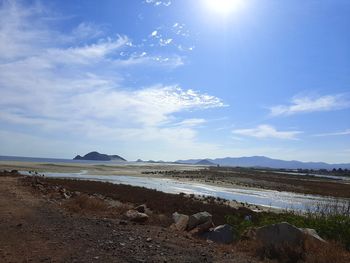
[202,224,236,244]
[245,222,325,248]
[301,228,326,243]
[172,212,189,231]
[125,210,149,223]
[187,211,212,230]
[190,219,214,235]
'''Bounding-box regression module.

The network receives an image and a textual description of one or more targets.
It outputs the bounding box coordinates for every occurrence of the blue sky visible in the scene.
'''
[0,0,349,163]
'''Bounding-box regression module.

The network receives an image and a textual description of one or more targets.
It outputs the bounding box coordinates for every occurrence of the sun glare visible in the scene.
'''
[204,0,244,16]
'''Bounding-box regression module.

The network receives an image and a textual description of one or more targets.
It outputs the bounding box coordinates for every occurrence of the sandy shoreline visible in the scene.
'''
[0,160,203,176]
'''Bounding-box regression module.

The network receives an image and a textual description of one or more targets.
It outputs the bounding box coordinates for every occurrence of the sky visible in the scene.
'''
[0,0,349,163]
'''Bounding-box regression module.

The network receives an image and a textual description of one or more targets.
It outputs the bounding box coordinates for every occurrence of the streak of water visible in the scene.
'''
[27,171,350,211]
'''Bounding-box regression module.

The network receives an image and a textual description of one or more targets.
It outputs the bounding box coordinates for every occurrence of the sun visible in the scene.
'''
[204,0,244,16]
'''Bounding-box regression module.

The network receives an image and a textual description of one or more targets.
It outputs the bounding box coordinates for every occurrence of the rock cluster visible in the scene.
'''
[29,176,75,200]
[171,212,326,248]
[172,211,236,244]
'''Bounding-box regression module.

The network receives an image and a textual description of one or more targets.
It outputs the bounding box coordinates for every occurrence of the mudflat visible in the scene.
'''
[1,161,350,199]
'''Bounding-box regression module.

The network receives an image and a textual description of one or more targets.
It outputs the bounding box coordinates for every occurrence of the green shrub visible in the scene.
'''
[226,211,350,249]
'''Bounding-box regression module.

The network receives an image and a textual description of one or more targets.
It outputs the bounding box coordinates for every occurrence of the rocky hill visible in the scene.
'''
[73,151,126,161]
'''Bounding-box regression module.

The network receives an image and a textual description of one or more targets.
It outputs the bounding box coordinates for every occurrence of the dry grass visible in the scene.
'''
[64,194,109,213]
[148,214,172,227]
[234,239,350,263]
[305,199,350,217]
[304,240,350,263]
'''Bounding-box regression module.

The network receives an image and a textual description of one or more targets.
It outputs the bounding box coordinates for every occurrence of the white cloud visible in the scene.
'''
[174,118,206,127]
[146,23,192,51]
[72,22,104,40]
[145,0,171,7]
[0,0,54,60]
[269,94,350,116]
[0,0,224,154]
[151,30,158,37]
[159,38,173,46]
[44,36,129,65]
[313,129,350,137]
[232,125,302,140]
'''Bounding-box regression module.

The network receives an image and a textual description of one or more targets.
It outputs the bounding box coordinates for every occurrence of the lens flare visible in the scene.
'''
[204,0,244,16]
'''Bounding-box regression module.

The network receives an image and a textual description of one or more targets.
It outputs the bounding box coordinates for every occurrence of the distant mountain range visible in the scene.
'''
[73,151,126,161]
[177,156,350,170]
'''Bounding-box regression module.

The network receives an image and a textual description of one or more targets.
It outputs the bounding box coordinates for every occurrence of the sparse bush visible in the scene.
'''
[64,194,109,213]
[226,201,350,250]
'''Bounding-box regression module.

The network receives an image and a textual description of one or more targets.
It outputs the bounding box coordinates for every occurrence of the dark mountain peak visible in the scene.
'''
[74,155,83,159]
[109,155,127,161]
[73,151,126,161]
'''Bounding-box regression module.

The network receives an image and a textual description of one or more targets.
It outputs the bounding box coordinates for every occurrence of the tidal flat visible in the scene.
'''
[1,161,350,211]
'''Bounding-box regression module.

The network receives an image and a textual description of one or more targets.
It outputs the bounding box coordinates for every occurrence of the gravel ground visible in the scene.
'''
[0,172,261,263]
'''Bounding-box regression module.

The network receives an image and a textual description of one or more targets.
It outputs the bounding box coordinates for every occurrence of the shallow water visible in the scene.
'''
[32,171,350,211]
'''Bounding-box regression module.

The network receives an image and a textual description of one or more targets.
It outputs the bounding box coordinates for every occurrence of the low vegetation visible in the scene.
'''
[226,201,350,250]
[235,239,350,263]
[64,194,110,213]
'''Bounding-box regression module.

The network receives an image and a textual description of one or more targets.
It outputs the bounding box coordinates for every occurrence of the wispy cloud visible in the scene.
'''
[72,22,104,40]
[269,94,350,116]
[232,125,302,140]
[0,0,224,150]
[313,129,350,137]
[174,118,206,127]
[145,23,193,52]
[144,0,171,7]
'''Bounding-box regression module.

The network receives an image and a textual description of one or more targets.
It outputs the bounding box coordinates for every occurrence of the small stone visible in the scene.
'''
[146,238,152,242]
[119,220,128,225]
[125,210,149,223]
[135,204,147,213]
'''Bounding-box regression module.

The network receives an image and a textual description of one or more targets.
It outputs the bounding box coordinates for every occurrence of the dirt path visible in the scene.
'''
[0,175,258,263]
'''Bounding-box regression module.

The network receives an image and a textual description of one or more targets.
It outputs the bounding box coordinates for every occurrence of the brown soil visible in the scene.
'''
[40,177,254,226]
[0,171,260,263]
